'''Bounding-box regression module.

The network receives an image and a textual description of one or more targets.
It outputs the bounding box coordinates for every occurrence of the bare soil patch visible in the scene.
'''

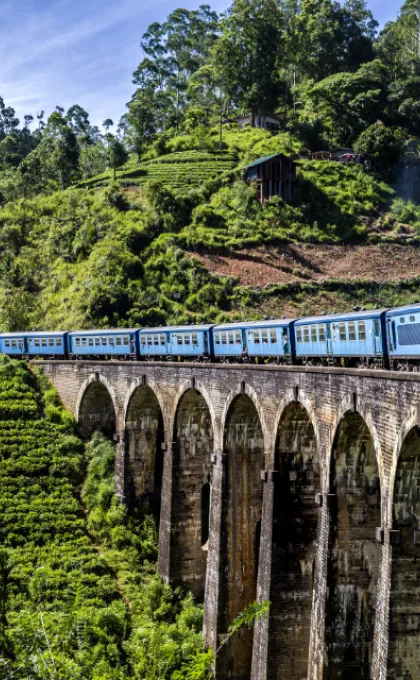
[192,243,420,287]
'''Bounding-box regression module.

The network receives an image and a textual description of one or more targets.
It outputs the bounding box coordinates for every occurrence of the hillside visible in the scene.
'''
[0,127,419,331]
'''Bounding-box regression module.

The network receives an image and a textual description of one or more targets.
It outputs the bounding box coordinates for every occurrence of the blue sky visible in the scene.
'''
[0,0,400,130]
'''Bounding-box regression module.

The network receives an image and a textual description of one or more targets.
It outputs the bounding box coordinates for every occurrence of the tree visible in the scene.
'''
[132,6,219,132]
[213,0,284,123]
[354,123,405,179]
[275,0,377,101]
[66,104,91,137]
[378,0,420,80]
[127,88,156,161]
[108,137,128,179]
[300,59,387,145]
[103,118,114,133]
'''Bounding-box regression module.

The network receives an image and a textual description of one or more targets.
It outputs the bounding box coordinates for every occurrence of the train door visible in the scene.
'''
[326,324,333,356]
[373,320,382,354]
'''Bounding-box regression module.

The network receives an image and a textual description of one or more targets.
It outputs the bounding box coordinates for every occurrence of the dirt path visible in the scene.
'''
[192,243,420,287]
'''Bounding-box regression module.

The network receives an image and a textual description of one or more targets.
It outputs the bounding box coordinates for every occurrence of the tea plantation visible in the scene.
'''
[78,151,237,192]
[0,357,207,679]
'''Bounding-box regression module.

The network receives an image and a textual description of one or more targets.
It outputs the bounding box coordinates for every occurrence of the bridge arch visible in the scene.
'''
[268,398,320,680]
[171,379,217,442]
[330,393,384,488]
[170,385,214,601]
[76,373,118,440]
[221,383,267,448]
[218,391,265,680]
[324,408,381,680]
[387,414,420,677]
[124,380,165,516]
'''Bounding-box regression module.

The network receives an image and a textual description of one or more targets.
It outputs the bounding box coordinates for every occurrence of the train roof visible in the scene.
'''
[0,331,67,337]
[386,304,420,317]
[214,319,295,331]
[68,328,139,335]
[140,324,215,333]
[295,309,388,325]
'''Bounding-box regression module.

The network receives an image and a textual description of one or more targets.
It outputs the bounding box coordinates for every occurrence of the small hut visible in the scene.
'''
[234,113,282,131]
[244,152,297,203]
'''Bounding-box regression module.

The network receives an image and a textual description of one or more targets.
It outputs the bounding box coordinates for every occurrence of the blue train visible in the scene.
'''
[1,304,420,371]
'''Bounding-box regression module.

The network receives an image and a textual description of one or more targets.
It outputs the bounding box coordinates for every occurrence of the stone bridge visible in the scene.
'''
[35,360,420,680]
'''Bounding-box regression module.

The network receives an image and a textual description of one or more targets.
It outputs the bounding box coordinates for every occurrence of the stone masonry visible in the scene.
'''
[34,360,420,680]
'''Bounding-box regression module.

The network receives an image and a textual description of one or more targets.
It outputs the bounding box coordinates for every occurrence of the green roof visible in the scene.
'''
[243,152,287,170]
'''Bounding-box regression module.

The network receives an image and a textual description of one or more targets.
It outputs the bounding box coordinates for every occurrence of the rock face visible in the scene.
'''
[37,360,420,680]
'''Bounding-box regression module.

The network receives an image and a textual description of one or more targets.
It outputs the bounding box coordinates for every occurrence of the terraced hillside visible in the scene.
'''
[79,150,237,192]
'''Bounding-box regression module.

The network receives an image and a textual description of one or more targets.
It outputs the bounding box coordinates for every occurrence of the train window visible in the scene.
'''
[311,326,317,342]
[153,335,159,346]
[123,335,129,344]
[176,334,183,344]
[248,330,253,342]
[303,326,309,342]
[18,340,24,347]
[348,322,356,341]
[400,317,405,323]
[192,333,198,345]
[57,338,62,347]
[296,328,302,343]
[42,338,47,347]
[11,340,17,348]
[88,338,93,346]
[4,340,10,347]
[215,332,221,345]
[410,315,415,322]
[35,339,40,347]
[318,325,325,341]
[95,337,100,346]
[261,329,268,344]
[115,336,121,346]
[358,321,366,341]
[221,333,227,345]
[160,334,166,345]
[235,331,242,344]
[185,334,191,345]
[75,337,80,347]
[270,329,277,343]
[82,338,87,347]
[102,337,107,345]
[254,330,260,343]
[48,338,54,346]
[338,323,346,341]
[228,331,234,344]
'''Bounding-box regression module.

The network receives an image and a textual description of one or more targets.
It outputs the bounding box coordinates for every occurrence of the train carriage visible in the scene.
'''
[139,325,215,360]
[294,310,387,367]
[68,329,138,359]
[213,320,295,362]
[0,331,68,357]
[386,304,420,371]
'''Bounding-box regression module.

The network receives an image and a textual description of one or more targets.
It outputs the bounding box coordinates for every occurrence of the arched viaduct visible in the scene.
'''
[35,360,420,680]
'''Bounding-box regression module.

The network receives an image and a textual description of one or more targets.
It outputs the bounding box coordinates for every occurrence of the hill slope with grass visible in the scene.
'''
[1,127,420,331]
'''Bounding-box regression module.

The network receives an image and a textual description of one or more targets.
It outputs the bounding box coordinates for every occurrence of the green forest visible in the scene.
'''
[1,0,420,329]
[1,0,420,677]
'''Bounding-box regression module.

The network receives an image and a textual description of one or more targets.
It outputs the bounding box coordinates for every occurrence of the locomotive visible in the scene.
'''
[1,303,420,371]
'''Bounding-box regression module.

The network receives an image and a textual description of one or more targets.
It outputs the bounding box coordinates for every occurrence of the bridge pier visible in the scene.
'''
[34,361,420,680]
